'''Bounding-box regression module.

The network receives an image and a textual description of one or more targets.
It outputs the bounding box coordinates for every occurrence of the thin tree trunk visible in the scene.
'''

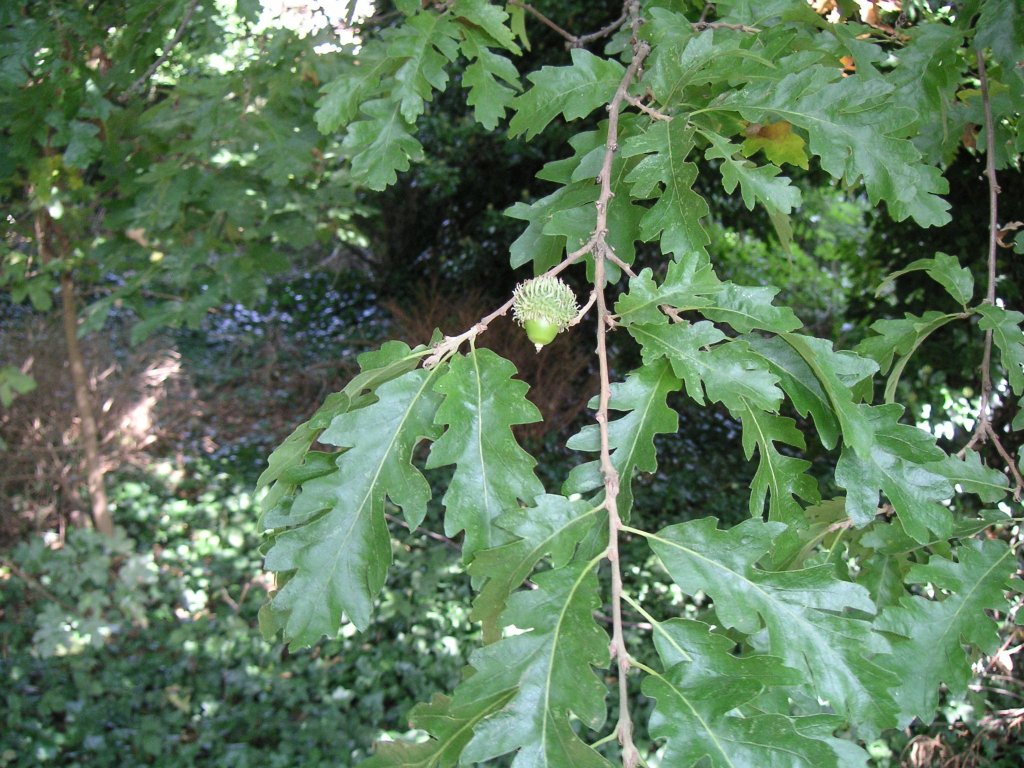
[35,210,113,535]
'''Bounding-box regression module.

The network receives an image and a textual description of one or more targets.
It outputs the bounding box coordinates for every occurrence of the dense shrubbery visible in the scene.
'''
[0,461,476,766]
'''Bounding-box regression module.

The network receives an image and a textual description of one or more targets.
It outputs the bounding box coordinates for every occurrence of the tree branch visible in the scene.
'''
[963,46,1023,500]
[589,17,650,766]
[118,0,200,104]
[509,0,632,49]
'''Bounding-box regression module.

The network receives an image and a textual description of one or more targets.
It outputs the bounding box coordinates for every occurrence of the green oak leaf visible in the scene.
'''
[564,359,680,518]
[389,11,461,123]
[451,0,520,53]
[426,348,544,562]
[642,617,856,767]
[722,65,951,227]
[360,691,515,768]
[622,119,712,257]
[629,321,726,404]
[738,406,820,522]
[341,98,424,190]
[781,334,878,456]
[459,35,519,130]
[645,517,899,736]
[745,336,842,450]
[469,494,606,642]
[974,303,1024,393]
[933,451,1010,504]
[875,252,973,307]
[454,561,613,768]
[856,312,960,395]
[631,326,782,414]
[834,403,953,543]
[506,182,595,273]
[877,539,1017,725]
[702,282,803,334]
[261,366,444,644]
[256,341,426,518]
[614,253,721,327]
[888,24,965,161]
[508,48,624,140]
[316,52,397,133]
[542,154,644,279]
[703,129,803,214]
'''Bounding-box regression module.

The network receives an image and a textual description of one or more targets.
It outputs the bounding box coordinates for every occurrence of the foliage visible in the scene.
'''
[257,2,1024,767]
[0,0,359,342]
[0,463,474,766]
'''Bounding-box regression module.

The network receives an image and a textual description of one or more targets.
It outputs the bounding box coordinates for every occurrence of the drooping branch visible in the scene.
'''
[590,26,651,768]
[964,47,1024,499]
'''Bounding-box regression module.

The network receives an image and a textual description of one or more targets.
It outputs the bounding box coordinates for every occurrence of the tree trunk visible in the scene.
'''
[35,210,114,535]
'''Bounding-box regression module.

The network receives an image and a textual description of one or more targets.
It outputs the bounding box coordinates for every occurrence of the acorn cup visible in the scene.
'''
[512,276,579,352]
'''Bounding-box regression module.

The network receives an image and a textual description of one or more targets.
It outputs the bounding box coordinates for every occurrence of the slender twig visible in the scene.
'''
[624,93,672,121]
[571,290,599,327]
[422,251,585,367]
[421,10,653,762]
[607,250,639,279]
[509,0,631,49]
[692,20,760,33]
[962,47,1023,500]
[508,0,576,43]
[385,512,462,550]
[119,0,200,104]
[575,5,631,48]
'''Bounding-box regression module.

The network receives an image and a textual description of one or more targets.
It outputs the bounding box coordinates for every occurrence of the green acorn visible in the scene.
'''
[512,276,578,351]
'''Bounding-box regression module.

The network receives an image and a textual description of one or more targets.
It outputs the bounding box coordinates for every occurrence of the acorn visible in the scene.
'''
[512,276,578,351]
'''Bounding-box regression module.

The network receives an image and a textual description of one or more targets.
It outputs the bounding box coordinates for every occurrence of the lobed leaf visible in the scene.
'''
[874,252,973,307]
[643,616,856,767]
[622,119,711,257]
[256,341,426,518]
[360,691,514,768]
[427,348,544,562]
[454,561,613,767]
[834,403,953,543]
[877,539,1017,725]
[614,253,721,327]
[722,65,951,227]
[341,98,424,190]
[646,517,899,735]
[261,366,444,645]
[975,303,1024,393]
[703,129,803,214]
[564,359,681,518]
[508,48,625,140]
[469,494,606,642]
[702,283,803,334]
[738,406,821,522]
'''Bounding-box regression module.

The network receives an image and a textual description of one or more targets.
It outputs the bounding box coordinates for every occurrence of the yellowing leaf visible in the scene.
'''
[742,120,810,169]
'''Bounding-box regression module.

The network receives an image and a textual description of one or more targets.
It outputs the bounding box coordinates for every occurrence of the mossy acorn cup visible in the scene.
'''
[512,276,579,351]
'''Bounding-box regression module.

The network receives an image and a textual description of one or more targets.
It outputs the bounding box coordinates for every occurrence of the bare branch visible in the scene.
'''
[119,0,200,104]
[509,0,632,49]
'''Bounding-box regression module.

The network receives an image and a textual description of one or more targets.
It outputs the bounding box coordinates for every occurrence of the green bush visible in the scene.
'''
[0,466,474,766]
